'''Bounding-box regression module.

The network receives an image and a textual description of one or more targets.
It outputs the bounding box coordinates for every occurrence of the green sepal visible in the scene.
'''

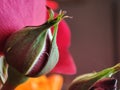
[47,6,54,22]
[7,66,28,86]
[0,55,8,84]
[24,28,49,75]
[37,9,62,75]
[32,9,66,76]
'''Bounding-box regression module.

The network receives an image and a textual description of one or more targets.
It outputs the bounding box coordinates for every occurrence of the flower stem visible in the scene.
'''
[1,66,28,90]
[1,80,17,90]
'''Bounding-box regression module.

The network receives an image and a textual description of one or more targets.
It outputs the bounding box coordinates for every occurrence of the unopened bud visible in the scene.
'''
[89,78,117,90]
[69,63,120,90]
[4,9,66,77]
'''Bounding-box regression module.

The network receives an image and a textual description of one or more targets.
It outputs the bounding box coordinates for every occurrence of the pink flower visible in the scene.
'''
[0,0,76,75]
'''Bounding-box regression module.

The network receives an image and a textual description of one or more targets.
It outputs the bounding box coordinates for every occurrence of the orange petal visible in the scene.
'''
[15,75,49,90]
[48,74,64,90]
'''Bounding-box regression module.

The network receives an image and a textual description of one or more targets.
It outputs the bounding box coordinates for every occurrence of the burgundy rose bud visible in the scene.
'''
[4,9,66,77]
[89,78,117,90]
[69,63,120,90]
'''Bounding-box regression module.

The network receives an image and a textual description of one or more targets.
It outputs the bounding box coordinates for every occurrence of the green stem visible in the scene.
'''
[1,66,28,90]
[1,80,17,90]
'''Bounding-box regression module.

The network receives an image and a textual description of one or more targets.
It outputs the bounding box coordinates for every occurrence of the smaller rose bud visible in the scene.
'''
[68,63,120,90]
[4,9,66,77]
[89,78,117,90]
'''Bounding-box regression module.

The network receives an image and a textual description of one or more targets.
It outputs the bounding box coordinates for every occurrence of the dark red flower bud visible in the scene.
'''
[4,9,66,77]
[69,63,120,90]
[89,78,117,90]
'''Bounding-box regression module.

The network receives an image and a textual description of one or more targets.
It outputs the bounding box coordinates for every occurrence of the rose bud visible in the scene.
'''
[89,78,117,90]
[68,63,120,90]
[4,9,66,77]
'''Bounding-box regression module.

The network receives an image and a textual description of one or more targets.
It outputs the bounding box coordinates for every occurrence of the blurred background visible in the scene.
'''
[57,0,120,89]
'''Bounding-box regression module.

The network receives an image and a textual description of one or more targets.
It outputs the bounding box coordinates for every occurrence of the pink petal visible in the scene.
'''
[0,0,46,51]
[52,20,76,74]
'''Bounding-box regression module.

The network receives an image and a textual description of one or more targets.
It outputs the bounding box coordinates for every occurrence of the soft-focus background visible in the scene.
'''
[57,0,120,89]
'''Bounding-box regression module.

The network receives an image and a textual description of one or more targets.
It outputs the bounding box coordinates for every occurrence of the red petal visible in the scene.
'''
[52,49,76,74]
[52,20,76,74]
[0,0,46,51]
[58,20,71,48]
[0,52,4,56]
[46,1,59,10]
[52,20,71,48]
